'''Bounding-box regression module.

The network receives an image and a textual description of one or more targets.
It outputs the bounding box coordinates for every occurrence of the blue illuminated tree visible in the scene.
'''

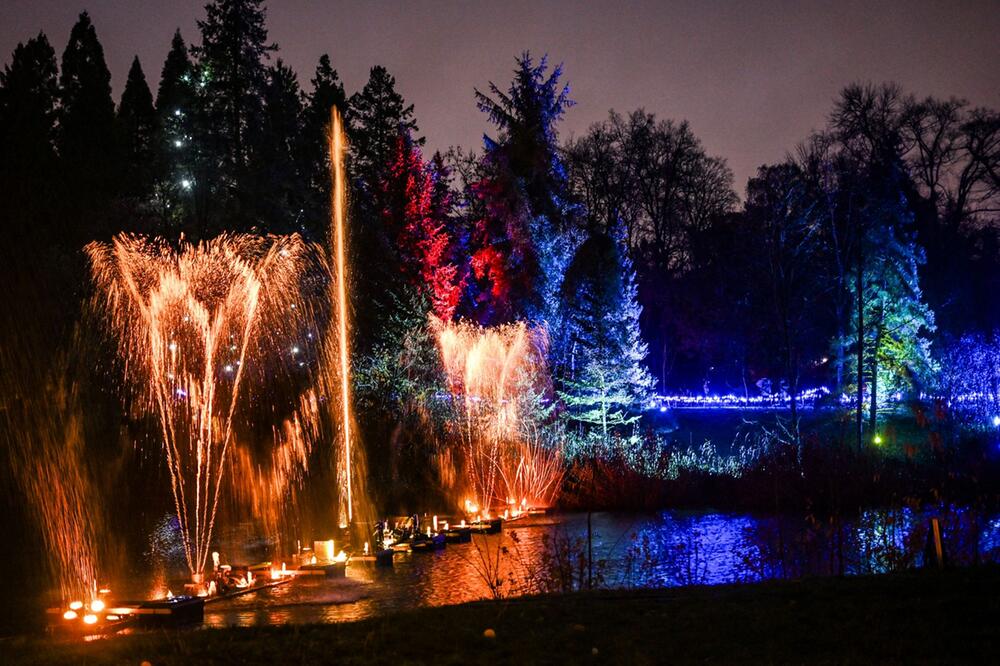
[557,230,654,454]
[471,52,582,326]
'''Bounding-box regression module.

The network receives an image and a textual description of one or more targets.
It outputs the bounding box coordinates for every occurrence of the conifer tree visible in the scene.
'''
[471,53,581,326]
[194,0,276,229]
[117,56,157,198]
[58,11,120,226]
[299,54,346,224]
[381,133,463,321]
[257,59,303,233]
[557,231,654,453]
[347,66,422,350]
[0,33,59,211]
[348,65,421,201]
[154,29,201,233]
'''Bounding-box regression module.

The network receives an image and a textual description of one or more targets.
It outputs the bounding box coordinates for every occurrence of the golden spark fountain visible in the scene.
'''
[434,318,564,511]
[87,234,309,579]
[328,107,354,525]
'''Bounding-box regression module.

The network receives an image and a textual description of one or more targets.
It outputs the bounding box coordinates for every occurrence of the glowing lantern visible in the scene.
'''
[90,599,105,612]
[82,614,98,625]
[63,610,78,620]
[69,601,83,611]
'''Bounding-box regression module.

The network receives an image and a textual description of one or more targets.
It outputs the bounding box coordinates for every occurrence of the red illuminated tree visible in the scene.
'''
[381,131,463,321]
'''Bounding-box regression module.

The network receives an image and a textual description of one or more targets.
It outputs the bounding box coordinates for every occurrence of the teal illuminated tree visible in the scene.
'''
[843,162,936,437]
[557,231,654,453]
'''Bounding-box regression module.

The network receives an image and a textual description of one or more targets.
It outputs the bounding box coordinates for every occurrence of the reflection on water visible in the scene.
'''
[201,508,1000,628]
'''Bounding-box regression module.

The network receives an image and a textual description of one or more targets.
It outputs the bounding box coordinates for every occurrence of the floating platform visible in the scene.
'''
[444,526,472,543]
[470,517,503,535]
[296,561,347,578]
[349,549,395,566]
[131,595,206,626]
[410,533,446,552]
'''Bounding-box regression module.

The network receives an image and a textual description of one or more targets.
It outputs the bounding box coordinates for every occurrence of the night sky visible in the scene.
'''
[2,0,999,192]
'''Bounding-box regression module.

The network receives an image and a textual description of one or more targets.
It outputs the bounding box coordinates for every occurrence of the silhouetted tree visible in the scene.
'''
[194,0,276,230]
[154,29,202,234]
[58,11,120,236]
[299,53,346,238]
[256,59,303,233]
[117,56,158,200]
[0,33,59,217]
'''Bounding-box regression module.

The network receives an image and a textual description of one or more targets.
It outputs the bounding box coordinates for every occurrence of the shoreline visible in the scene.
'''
[4,565,998,664]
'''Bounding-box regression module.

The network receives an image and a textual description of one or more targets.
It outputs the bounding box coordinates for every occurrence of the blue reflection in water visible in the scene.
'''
[200,507,999,628]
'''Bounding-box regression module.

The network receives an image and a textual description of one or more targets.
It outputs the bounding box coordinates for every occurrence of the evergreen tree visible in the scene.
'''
[153,29,202,233]
[58,11,120,229]
[557,231,654,452]
[348,65,421,201]
[347,66,422,351]
[471,53,581,326]
[257,59,303,233]
[117,56,157,199]
[381,133,463,321]
[0,33,59,212]
[299,54,347,236]
[194,0,276,229]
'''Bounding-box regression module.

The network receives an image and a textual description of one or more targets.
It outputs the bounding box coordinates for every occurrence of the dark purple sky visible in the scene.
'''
[3,0,999,193]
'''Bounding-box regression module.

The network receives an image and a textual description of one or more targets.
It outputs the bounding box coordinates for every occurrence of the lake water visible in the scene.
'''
[200,508,1000,627]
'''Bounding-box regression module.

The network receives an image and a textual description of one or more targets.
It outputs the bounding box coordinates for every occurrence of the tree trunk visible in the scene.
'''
[856,239,864,453]
[869,319,882,436]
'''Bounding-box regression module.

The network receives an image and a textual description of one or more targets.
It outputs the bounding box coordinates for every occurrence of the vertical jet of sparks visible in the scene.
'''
[329,107,353,523]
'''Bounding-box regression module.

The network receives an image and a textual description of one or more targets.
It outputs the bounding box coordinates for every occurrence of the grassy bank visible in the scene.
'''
[3,566,998,664]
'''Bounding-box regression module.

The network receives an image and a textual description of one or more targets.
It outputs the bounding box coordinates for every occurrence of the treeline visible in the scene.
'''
[2,0,999,451]
[566,91,1000,420]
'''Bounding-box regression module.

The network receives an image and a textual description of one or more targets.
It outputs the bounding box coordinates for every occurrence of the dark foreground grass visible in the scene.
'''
[3,567,998,665]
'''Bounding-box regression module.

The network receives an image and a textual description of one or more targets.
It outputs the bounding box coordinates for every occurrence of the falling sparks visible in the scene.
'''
[319,106,369,530]
[87,233,309,577]
[434,318,564,510]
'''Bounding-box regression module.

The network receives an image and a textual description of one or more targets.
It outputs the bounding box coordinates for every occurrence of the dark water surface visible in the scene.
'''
[201,509,1000,628]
